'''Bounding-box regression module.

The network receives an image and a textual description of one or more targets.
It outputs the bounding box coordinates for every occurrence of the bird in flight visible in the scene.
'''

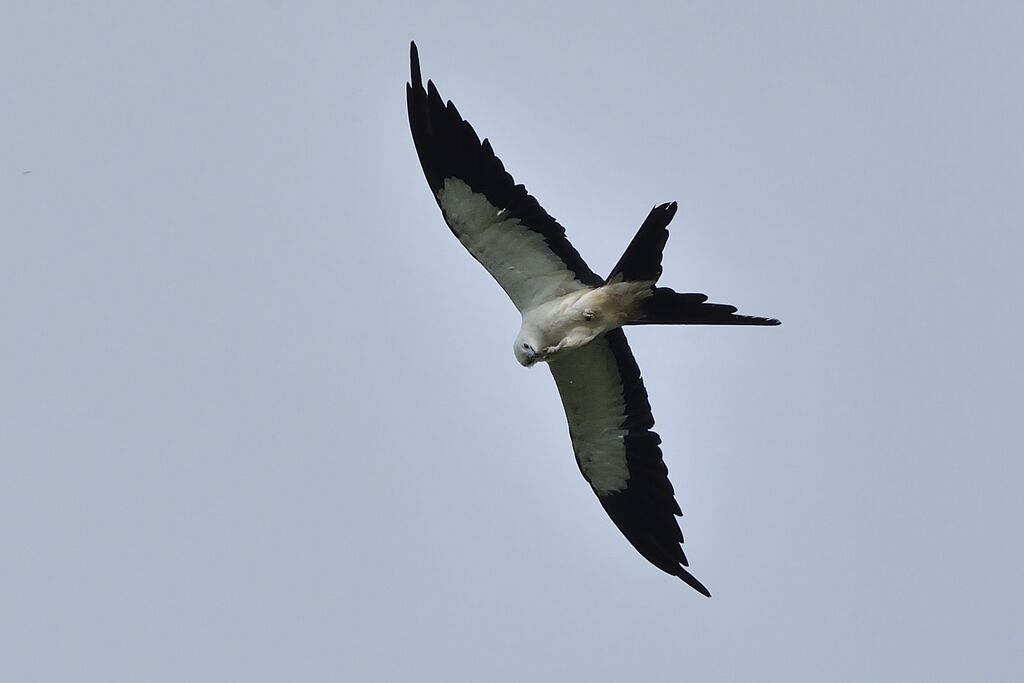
[406,42,779,596]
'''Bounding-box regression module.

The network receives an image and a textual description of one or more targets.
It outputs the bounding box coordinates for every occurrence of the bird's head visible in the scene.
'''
[513,333,542,367]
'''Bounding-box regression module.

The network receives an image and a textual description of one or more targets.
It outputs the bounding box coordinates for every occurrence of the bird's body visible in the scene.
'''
[516,280,656,365]
[407,42,779,596]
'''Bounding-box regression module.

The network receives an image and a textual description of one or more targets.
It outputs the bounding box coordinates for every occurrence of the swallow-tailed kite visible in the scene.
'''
[407,43,779,596]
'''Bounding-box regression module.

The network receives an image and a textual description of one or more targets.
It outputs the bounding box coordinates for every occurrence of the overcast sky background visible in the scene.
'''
[3,2,1023,681]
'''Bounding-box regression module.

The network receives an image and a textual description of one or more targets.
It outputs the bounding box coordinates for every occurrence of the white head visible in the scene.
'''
[513,332,542,367]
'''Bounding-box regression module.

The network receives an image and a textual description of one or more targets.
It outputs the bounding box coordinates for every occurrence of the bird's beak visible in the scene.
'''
[522,349,542,367]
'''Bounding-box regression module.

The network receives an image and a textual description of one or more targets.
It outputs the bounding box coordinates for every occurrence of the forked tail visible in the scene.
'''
[608,203,781,327]
[607,202,676,284]
[630,287,780,326]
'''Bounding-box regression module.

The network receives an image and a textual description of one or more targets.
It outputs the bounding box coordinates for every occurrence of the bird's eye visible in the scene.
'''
[522,343,530,350]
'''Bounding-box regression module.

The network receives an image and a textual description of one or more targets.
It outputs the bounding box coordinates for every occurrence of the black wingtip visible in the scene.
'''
[678,567,712,597]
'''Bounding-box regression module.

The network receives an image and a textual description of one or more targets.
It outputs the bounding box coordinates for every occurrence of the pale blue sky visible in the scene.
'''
[3,2,1022,680]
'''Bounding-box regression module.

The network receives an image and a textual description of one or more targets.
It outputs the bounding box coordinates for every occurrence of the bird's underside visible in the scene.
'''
[407,42,779,596]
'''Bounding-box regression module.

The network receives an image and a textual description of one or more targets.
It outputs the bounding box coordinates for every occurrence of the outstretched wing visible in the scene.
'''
[548,329,710,596]
[407,42,603,312]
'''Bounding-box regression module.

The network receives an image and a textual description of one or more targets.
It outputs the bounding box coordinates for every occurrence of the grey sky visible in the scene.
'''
[3,1,1022,681]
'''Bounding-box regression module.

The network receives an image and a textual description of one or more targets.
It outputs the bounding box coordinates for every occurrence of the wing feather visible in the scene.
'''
[407,43,603,311]
[549,329,710,596]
